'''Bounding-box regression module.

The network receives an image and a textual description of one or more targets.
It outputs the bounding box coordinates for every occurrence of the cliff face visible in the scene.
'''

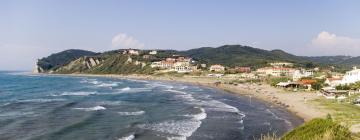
[54,56,103,74]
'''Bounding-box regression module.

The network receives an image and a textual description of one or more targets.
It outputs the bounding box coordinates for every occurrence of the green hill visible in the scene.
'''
[37,49,98,71]
[36,45,360,74]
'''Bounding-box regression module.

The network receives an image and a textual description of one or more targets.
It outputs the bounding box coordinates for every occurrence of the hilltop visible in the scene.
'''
[35,45,360,74]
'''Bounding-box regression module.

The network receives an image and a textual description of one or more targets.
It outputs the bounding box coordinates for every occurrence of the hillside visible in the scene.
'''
[179,45,310,68]
[36,49,98,72]
[35,45,360,74]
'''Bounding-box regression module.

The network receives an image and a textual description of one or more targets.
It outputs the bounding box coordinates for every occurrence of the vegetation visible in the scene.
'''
[37,49,97,71]
[267,77,291,86]
[282,118,353,140]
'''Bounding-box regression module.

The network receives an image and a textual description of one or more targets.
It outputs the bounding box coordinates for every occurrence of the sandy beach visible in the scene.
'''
[58,73,330,122]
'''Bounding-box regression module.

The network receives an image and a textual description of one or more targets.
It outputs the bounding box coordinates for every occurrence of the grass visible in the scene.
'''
[311,95,360,127]
[281,118,353,140]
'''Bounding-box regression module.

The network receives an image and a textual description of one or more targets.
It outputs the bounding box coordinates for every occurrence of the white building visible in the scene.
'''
[256,67,295,77]
[292,69,314,81]
[149,50,157,55]
[173,61,193,73]
[123,49,139,55]
[341,67,360,85]
[209,65,225,72]
[325,78,343,87]
[269,62,293,67]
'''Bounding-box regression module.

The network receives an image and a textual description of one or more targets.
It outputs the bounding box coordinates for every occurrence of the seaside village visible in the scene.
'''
[122,49,360,106]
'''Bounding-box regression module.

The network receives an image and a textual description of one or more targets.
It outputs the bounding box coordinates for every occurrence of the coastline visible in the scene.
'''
[46,73,329,122]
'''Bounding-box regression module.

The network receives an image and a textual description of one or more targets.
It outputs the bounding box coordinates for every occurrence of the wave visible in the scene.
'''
[165,89,188,95]
[117,134,135,140]
[266,109,292,128]
[140,107,206,139]
[120,87,131,91]
[17,98,66,103]
[118,111,145,116]
[188,107,207,121]
[116,87,152,93]
[73,105,106,111]
[140,119,202,139]
[56,91,97,96]
[0,111,36,117]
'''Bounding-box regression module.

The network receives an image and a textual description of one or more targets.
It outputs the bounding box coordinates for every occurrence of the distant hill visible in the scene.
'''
[35,45,360,74]
[178,45,309,68]
[36,49,98,71]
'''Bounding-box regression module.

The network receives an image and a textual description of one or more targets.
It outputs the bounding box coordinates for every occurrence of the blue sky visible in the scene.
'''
[1,0,360,70]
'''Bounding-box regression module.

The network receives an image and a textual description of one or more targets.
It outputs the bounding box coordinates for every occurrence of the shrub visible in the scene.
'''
[282,118,353,140]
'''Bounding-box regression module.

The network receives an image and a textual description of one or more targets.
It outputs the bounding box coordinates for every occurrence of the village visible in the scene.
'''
[122,48,360,107]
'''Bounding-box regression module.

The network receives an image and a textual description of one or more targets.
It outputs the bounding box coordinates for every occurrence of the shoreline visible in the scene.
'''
[46,73,329,122]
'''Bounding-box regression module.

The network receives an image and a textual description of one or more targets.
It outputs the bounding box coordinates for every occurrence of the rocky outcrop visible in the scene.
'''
[54,56,103,73]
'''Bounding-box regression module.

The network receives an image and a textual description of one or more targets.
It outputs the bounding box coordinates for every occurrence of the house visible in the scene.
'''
[200,64,207,68]
[256,67,295,77]
[150,60,174,69]
[292,69,314,81]
[341,67,360,85]
[173,61,192,73]
[235,67,251,73]
[149,50,157,55]
[270,62,293,67]
[298,79,317,90]
[325,77,342,87]
[143,55,151,59]
[209,64,225,72]
[123,49,139,55]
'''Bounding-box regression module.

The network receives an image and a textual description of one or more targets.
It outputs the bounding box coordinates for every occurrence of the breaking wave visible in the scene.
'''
[118,111,145,116]
[73,106,106,111]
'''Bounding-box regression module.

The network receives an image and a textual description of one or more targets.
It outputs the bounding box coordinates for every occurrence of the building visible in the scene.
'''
[341,67,360,85]
[151,60,174,69]
[235,67,251,73]
[200,64,207,68]
[292,69,314,81]
[325,77,343,87]
[256,67,295,77]
[123,49,139,55]
[173,61,193,73]
[269,62,293,67]
[149,50,157,55]
[209,64,225,72]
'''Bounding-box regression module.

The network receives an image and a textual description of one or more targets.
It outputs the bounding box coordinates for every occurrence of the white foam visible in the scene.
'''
[141,119,202,138]
[120,87,131,91]
[116,87,152,93]
[58,91,97,96]
[117,134,135,140]
[118,111,145,116]
[97,82,119,87]
[166,89,187,95]
[73,105,106,111]
[17,98,66,103]
[0,111,36,117]
[266,109,292,128]
[184,107,207,121]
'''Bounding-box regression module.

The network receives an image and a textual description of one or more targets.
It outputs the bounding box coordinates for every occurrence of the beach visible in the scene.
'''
[62,74,330,122]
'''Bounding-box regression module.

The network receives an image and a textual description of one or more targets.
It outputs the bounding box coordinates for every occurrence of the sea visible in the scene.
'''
[0,71,303,140]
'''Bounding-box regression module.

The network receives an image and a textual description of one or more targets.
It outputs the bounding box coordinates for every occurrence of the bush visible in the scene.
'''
[282,118,353,140]
[267,77,291,86]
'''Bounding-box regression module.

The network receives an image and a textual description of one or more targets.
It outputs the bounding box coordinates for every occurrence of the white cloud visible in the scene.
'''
[307,31,360,56]
[111,33,144,49]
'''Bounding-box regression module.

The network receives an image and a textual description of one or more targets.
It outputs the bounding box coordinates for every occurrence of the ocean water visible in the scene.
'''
[0,71,303,140]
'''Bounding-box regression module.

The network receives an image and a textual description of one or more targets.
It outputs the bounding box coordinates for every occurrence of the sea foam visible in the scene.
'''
[118,111,145,116]
[117,134,135,140]
[73,105,106,111]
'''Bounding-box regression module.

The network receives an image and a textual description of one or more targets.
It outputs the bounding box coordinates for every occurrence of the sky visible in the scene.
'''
[1,0,360,70]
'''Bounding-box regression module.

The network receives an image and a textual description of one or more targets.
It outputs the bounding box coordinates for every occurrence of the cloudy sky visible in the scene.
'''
[1,0,360,70]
